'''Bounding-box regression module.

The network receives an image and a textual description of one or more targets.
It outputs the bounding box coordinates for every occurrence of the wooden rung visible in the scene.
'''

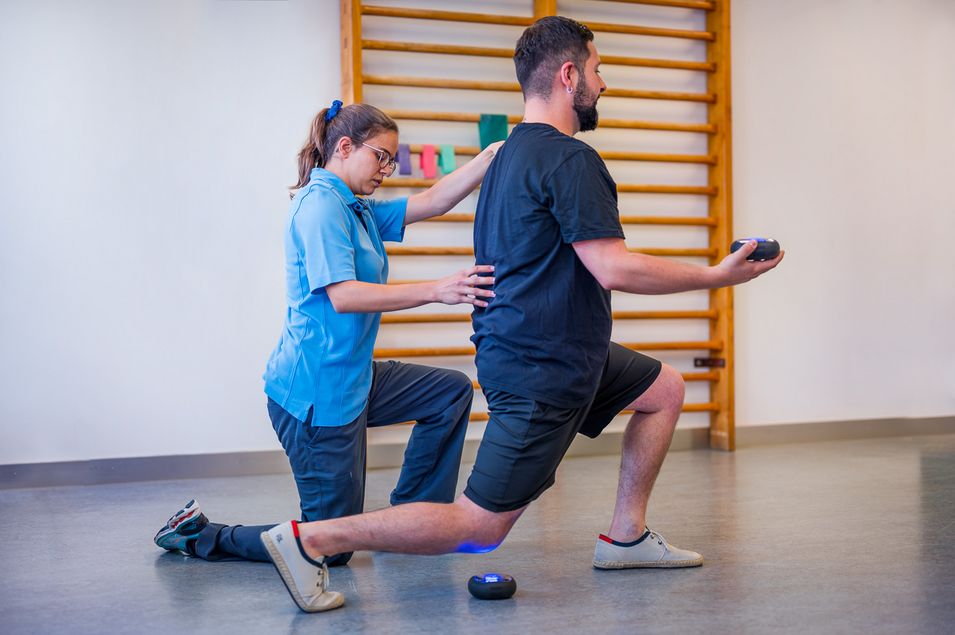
[487,372,714,391]
[409,144,480,156]
[617,184,717,195]
[382,313,473,324]
[387,109,522,124]
[622,402,718,414]
[364,74,714,103]
[374,346,474,358]
[364,40,714,72]
[386,246,473,256]
[385,246,716,258]
[423,214,716,226]
[586,20,714,41]
[472,372,718,391]
[363,40,513,59]
[601,152,716,164]
[631,247,717,257]
[680,402,721,412]
[383,109,716,134]
[379,178,440,188]
[422,213,475,223]
[602,0,715,10]
[619,215,718,226]
[608,87,715,103]
[594,54,714,72]
[599,117,715,133]
[621,402,719,414]
[361,6,714,41]
[466,401,717,421]
[405,146,713,165]
[361,5,533,27]
[621,340,723,351]
[380,178,715,196]
[612,309,718,320]
[374,340,721,358]
[381,309,717,324]
[422,214,716,226]
[365,74,517,93]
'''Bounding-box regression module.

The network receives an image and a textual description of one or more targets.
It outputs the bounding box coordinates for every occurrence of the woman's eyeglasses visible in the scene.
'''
[362,142,398,175]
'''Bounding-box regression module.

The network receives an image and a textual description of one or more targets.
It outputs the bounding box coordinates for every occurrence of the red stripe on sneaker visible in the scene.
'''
[170,509,197,530]
[291,519,300,538]
[598,534,614,544]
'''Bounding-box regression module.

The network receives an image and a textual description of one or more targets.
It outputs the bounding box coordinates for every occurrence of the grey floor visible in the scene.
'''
[2,434,954,634]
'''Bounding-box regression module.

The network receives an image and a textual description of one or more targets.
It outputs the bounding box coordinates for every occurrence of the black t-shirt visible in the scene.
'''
[471,123,625,408]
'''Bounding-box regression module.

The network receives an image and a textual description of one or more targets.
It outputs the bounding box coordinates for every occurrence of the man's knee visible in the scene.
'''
[658,363,686,406]
[452,496,520,553]
[630,363,685,413]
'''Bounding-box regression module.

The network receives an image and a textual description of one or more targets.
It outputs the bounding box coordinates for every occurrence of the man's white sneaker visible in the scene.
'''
[593,528,703,569]
[260,521,345,613]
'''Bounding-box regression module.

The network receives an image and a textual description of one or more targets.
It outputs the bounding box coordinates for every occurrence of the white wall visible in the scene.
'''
[732,0,955,425]
[1,0,952,465]
[0,0,340,463]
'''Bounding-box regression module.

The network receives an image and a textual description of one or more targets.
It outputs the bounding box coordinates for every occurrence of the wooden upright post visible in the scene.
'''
[706,0,735,450]
[533,0,557,18]
[341,0,363,104]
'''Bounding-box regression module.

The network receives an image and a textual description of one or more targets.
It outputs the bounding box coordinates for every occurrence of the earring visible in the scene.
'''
[567,86,573,94]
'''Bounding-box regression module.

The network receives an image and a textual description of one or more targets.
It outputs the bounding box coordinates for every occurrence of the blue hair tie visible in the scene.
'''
[325,100,343,121]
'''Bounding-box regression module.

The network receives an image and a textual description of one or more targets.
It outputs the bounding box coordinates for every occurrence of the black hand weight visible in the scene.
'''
[730,237,780,261]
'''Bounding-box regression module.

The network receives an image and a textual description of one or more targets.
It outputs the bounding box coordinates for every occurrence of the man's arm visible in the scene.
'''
[572,237,784,294]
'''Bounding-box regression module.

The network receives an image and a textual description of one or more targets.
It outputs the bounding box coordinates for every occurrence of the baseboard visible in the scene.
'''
[734,415,955,448]
[1,416,951,490]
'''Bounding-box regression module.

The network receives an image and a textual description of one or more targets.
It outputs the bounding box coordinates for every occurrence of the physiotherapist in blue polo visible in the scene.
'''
[154,101,503,565]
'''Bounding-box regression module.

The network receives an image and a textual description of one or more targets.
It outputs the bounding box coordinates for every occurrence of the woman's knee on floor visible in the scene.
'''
[325,551,354,567]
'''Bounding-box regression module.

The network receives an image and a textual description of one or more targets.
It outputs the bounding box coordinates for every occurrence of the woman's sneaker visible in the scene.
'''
[154,499,208,556]
[260,521,345,613]
[593,528,703,569]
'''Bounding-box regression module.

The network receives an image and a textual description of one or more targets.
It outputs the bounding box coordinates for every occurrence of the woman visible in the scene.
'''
[154,101,501,565]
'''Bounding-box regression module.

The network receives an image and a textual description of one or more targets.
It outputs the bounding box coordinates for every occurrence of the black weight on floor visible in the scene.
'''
[467,573,517,600]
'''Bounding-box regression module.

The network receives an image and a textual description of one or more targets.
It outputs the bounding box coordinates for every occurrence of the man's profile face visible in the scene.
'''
[573,42,606,132]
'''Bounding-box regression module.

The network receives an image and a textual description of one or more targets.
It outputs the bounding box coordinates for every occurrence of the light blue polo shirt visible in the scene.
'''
[263,167,407,426]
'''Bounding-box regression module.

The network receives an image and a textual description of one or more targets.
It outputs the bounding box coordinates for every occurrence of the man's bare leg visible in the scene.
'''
[607,364,685,542]
[297,496,526,560]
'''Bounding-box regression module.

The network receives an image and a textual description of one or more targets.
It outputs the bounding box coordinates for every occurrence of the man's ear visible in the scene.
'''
[559,61,577,93]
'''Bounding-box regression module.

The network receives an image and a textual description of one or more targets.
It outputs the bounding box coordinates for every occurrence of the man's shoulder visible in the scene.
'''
[502,125,602,178]
[509,123,593,152]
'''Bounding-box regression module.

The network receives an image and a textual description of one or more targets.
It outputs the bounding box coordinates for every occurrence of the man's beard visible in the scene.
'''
[572,76,599,132]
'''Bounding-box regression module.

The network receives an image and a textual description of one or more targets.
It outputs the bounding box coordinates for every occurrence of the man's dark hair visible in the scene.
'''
[514,16,594,99]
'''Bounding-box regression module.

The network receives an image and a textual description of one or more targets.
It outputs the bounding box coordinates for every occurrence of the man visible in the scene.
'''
[259,16,784,613]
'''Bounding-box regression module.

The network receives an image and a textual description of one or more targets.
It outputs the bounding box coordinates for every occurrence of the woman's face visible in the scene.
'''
[346,130,398,196]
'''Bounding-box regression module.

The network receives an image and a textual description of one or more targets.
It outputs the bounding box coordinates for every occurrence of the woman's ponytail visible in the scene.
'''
[290,101,398,194]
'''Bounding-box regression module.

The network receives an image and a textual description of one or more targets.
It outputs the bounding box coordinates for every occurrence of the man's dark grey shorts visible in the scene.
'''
[463,342,663,513]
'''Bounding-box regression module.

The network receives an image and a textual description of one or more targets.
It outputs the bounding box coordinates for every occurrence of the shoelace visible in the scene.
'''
[316,560,329,591]
[647,529,666,547]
